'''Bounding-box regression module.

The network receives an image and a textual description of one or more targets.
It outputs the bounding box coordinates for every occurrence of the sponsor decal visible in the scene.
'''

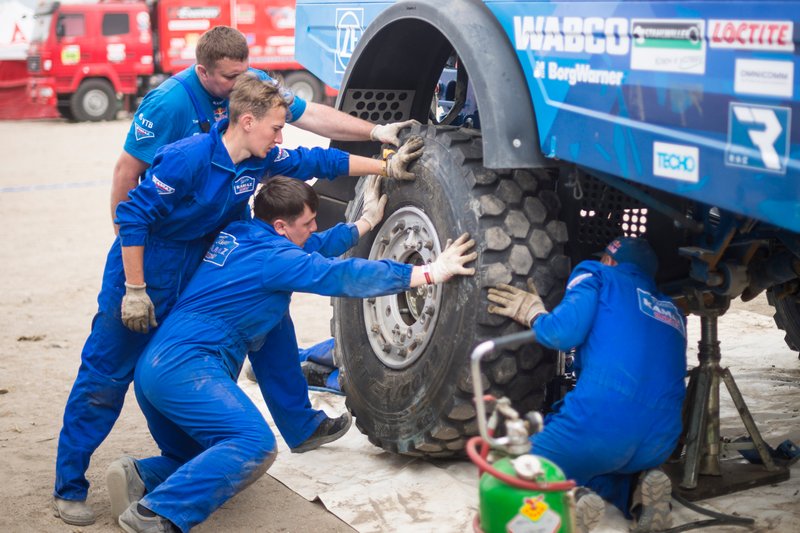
[653,142,699,183]
[167,19,210,32]
[151,175,175,195]
[725,103,791,173]
[513,16,629,55]
[61,45,80,66]
[734,59,794,98]
[567,272,593,290]
[637,289,685,336]
[533,60,624,86]
[213,106,227,122]
[335,9,364,73]
[233,176,256,195]
[134,123,154,141]
[107,43,126,63]
[204,232,238,266]
[631,19,706,74]
[709,20,793,52]
[274,148,289,162]
[175,6,220,19]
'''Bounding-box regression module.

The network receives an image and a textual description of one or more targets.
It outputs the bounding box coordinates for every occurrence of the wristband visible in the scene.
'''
[422,264,434,284]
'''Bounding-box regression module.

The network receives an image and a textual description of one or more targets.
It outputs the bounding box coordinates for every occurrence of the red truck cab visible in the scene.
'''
[27,1,153,121]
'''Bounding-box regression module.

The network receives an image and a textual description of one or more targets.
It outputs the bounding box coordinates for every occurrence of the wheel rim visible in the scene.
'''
[363,206,443,369]
[84,89,109,117]
[290,81,316,102]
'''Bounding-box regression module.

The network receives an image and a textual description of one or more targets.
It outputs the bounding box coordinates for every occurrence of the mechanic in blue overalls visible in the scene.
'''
[488,237,686,533]
[107,176,477,532]
[53,73,424,525]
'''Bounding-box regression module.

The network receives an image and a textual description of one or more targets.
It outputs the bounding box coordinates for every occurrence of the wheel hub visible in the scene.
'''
[84,89,109,117]
[363,207,442,369]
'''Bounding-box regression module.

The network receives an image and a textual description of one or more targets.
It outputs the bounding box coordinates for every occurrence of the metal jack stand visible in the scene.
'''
[664,308,790,501]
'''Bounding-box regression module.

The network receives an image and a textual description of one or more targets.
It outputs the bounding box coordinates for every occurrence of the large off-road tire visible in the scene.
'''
[283,71,325,104]
[767,286,800,354]
[70,79,119,122]
[332,125,570,457]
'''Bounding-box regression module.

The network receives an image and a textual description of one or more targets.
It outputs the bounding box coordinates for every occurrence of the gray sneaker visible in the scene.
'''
[107,456,146,521]
[631,469,672,532]
[52,496,96,526]
[118,502,175,533]
[573,487,605,532]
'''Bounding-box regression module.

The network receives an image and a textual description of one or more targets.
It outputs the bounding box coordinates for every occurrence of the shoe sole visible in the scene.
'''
[575,492,605,533]
[107,458,143,521]
[291,412,353,453]
[632,471,672,533]
[52,501,96,526]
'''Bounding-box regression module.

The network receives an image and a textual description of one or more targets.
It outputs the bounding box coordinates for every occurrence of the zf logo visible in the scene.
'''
[726,103,791,173]
[336,9,363,73]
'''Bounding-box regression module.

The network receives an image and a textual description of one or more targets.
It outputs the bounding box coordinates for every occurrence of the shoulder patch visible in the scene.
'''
[274,148,289,162]
[637,288,686,337]
[204,232,239,266]
[567,272,593,290]
[151,174,175,195]
[233,175,256,195]
[134,123,154,141]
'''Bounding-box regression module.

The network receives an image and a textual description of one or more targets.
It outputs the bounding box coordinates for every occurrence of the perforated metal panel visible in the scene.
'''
[573,175,649,249]
[341,89,415,123]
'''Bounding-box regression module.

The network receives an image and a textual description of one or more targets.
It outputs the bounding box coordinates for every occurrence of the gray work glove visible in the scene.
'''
[428,233,477,283]
[487,279,547,327]
[359,175,388,230]
[370,119,421,146]
[121,282,158,334]
[384,135,424,181]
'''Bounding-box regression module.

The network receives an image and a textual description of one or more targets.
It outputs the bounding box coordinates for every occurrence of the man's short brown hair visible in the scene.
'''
[228,74,288,123]
[196,26,249,69]
[254,176,319,224]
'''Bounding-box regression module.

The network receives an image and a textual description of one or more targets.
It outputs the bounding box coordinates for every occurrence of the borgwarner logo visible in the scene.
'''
[653,141,699,183]
[336,8,364,74]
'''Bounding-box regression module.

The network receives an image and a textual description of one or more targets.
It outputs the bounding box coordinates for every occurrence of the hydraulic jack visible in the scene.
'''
[664,297,791,500]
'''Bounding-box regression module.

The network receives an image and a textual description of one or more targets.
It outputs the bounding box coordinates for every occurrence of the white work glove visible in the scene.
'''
[370,119,421,146]
[359,175,388,230]
[384,135,424,181]
[121,282,158,334]
[427,233,478,283]
[487,279,547,327]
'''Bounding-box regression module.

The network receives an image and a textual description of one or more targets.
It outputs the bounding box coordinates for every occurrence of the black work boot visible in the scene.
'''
[301,361,335,388]
[290,412,352,453]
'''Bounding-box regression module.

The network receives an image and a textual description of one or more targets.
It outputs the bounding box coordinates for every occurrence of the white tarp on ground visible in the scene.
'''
[240,308,800,532]
[0,1,33,60]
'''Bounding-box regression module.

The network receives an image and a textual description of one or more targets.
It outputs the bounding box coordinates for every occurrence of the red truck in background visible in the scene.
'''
[26,0,331,121]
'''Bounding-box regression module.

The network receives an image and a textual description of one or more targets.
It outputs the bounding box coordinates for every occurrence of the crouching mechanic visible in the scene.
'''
[53,74,424,525]
[107,176,478,532]
[487,237,687,533]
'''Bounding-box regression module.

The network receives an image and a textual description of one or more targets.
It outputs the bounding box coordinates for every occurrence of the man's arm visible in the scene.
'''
[111,151,150,234]
[293,102,418,146]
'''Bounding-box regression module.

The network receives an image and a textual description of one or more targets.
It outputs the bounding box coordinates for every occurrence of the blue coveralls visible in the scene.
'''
[530,261,687,515]
[54,119,348,501]
[133,218,412,531]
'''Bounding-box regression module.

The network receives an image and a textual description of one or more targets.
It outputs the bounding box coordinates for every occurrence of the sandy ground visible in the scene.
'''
[0,117,798,532]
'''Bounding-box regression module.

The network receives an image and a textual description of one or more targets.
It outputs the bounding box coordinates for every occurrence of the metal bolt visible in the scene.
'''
[424,306,435,315]
[392,220,406,233]
[381,343,391,353]
[423,240,433,250]
[512,138,522,148]
[370,324,380,333]
[397,348,408,357]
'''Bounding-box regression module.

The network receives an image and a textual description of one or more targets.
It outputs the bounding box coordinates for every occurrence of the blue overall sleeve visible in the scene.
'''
[302,223,359,258]
[533,263,602,351]
[115,149,195,247]
[263,248,413,298]
[264,146,350,181]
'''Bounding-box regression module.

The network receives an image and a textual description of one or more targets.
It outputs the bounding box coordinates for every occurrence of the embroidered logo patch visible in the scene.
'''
[134,123,154,141]
[213,105,227,122]
[274,148,289,162]
[637,288,685,336]
[151,175,175,195]
[204,232,239,266]
[233,176,256,195]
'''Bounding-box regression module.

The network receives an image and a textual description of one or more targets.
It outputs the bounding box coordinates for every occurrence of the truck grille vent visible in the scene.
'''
[574,173,648,247]
[341,89,414,123]
[27,56,41,73]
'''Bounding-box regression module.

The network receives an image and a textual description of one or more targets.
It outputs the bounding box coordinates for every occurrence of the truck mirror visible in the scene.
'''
[55,19,64,39]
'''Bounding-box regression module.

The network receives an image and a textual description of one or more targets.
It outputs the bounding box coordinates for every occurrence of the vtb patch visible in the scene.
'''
[204,232,239,266]
[134,123,154,141]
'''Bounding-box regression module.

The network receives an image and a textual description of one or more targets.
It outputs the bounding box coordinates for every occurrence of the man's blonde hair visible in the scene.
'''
[228,74,288,123]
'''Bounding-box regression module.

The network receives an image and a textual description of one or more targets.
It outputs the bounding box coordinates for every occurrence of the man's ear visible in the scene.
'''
[273,218,288,236]
[241,113,254,132]
[195,64,208,80]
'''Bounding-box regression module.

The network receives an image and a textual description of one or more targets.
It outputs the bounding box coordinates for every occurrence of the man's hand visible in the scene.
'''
[121,282,158,334]
[487,279,547,327]
[429,233,477,283]
[370,120,421,146]
[360,175,388,230]
[385,135,424,180]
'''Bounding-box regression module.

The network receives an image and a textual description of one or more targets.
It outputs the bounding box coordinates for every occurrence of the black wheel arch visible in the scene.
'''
[315,0,547,228]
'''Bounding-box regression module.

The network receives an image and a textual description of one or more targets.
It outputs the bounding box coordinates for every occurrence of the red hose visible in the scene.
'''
[466,436,576,492]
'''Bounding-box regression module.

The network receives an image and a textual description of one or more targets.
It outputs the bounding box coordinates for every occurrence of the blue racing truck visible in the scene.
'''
[294,0,800,458]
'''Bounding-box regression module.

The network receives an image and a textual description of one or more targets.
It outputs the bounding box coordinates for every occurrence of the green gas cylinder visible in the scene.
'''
[478,455,574,533]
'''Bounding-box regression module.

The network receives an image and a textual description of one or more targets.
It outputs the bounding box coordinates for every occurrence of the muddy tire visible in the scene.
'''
[767,287,800,354]
[332,125,570,457]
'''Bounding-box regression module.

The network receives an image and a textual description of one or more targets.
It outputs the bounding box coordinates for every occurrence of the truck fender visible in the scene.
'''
[65,66,121,95]
[336,0,546,169]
